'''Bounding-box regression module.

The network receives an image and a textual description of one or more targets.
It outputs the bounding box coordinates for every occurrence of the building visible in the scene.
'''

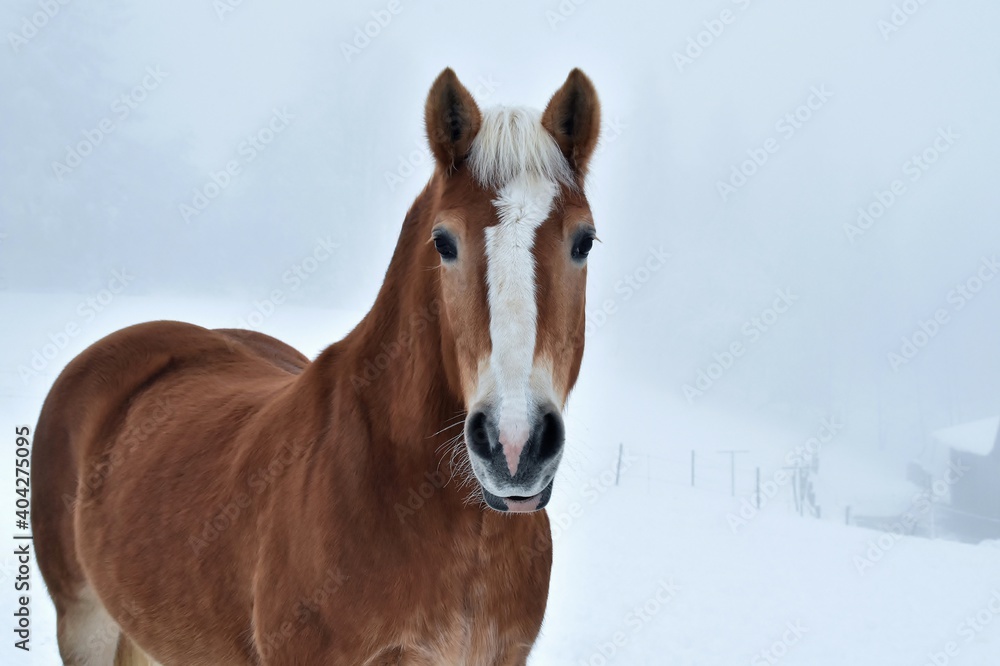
[929,416,1000,541]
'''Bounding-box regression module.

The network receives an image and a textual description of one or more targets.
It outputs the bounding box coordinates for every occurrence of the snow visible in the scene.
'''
[931,417,1000,457]
[535,484,1000,666]
[3,296,1000,665]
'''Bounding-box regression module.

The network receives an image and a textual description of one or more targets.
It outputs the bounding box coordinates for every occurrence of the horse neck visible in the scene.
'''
[312,180,465,475]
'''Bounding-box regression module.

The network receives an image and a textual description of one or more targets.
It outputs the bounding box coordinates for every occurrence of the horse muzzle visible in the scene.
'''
[464,405,564,513]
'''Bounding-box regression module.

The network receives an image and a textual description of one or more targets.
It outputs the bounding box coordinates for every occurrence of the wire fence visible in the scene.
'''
[642,451,757,497]
[615,444,1000,541]
[616,445,810,515]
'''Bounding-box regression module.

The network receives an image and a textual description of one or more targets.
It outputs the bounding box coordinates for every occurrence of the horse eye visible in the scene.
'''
[433,233,458,261]
[572,233,595,261]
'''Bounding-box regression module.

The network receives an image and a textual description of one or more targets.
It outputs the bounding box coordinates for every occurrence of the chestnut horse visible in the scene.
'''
[31,68,601,665]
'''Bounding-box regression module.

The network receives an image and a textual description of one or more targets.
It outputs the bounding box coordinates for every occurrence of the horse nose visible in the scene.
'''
[501,410,564,477]
[499,428,529,477]
[465,408,564,479]
[535,410,565,463]
[466,410,494,460]
[467,409,530,476]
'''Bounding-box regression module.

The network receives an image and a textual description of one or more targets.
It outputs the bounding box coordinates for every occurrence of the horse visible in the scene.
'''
[31,67,601,665]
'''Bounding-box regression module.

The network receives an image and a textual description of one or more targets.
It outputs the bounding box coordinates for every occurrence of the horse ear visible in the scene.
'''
[542,69,601,177]
[425,68,482,170]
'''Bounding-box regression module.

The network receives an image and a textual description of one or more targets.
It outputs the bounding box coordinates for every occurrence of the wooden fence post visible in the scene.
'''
[755,467,761,509]
[614,443,623,486]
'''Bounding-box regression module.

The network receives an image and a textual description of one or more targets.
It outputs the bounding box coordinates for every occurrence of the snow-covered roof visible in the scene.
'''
[932,417,1000,456]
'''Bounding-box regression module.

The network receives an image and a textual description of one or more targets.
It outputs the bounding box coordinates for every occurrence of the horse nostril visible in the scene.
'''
[536,411,564,461]
[466,411,492,459]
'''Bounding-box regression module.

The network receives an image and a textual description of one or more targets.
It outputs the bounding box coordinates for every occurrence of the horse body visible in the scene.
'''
[34,254,550,666]
[32,68,599,665]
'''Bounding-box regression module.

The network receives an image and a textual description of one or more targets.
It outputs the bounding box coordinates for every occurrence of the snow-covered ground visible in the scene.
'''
[4,0,1000,662]
[2,296,999,665]
[537,483,1000,666]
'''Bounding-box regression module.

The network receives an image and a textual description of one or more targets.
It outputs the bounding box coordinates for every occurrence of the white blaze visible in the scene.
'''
[484,175,557,460]
[468,106,573,479]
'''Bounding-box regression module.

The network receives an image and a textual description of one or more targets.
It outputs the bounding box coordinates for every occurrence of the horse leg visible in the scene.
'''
[32,413,123,665]
[32,379,157,666]
[114,634,160,666]
[53,583,121,665]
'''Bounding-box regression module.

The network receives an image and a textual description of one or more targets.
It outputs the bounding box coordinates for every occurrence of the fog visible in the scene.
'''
[3,0,1000,663]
